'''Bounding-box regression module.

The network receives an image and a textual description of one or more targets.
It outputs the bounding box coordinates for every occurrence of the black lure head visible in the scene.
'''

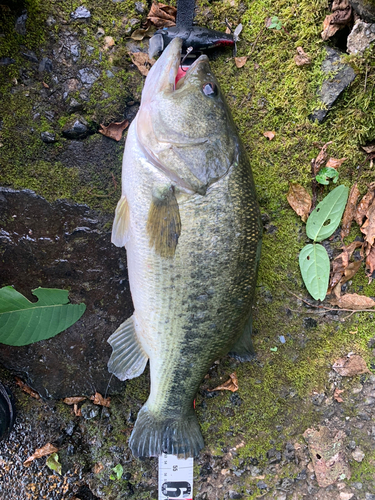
[149,26,234,58]
[0,381,16,441]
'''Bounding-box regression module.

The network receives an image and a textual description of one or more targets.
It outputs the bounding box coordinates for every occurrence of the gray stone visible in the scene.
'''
[15,13,27,36]
[352,482,363,489]
[309,47,356,123]
[257,481,268,490]
[347,20,375,54]
[38,57,53,73]
[86,45,95,55]
[68,98,83,114]
[70,43,81,58]
[352,447,365,462]
[366,494,375,500]
[81,403,100,419]
[40,131,56,143]
[106,70,114,78]
[78,67,100,86]
[0,188,130,399]
[349,0,375,22]
[0,57,15,66]
[21,50,38,63]
[135,2,146,13]
[62,116,91,139]
[229,491,243,499]
[70,6,91,20]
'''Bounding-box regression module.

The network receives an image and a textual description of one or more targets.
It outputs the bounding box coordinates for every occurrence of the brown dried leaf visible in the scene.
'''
[360,202,375,246]
[73,403,82,417]
[263,131,275,140]
[332,354,371,376]
[130,52,155,76]
[326,157,347,169]
[332,0,350,11]
[15,377,40,400]
[99,119,129,141]
[315,141,332,170]
[24,443,59,467]
[208,372,238,392]
[294,46,311,66]
[362,143,375,154]
[93,462,104,474]
[333,388,344,402]
[365,244,375,282]
[287,183,312,222]
[103,36,115,50]
[321,14,341,40]
[330,293,375,309]
[147,3,177,28]
[63,396,86,405]
[130,24,156,41]
[331,5,352,25]
[303,427,351,487]
[341,182,360,239]
[234,56,247,68]
[355,183,375,225]
[90,392,111,407]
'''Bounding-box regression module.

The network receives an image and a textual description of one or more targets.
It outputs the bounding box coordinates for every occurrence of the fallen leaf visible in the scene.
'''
[130,24,157,41]
[294,46,311,66]
[263,131,275,140]
[362,143,375,154]
[15,377,40,400]
[321,0,352,41]
[42,81,49,88]
[328,241,363,292]
[314,141,332,172]
[99,119,129,141]
[356,183,375,225]
[103,36,115,50]
[24,443,59,467]
[303,427,351,487]
[287,183,312,222]
[46,453,62,475]
[90,391,111,407]
[341,183,360,239]
[208,372,238,392]
[360,202,375,246]
[331,4,352,25]
[330,293,375,310]
[365,244,375,281]
[332,354,371,376]
[321,14,341,41]
[130,51,155,76]
[73,403,82,417]
[63,396,86,405]
[93,462,104,474]
[333,388,344,402]
[147,2,176,28]
[234,56,247,68]
[326,157,346,169]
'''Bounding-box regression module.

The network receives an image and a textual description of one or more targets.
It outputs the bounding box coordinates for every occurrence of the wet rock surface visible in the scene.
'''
[0,188,132,399]
[310,47,356,123]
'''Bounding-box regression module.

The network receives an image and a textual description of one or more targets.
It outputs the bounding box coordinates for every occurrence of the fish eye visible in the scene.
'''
[202,82,218,97]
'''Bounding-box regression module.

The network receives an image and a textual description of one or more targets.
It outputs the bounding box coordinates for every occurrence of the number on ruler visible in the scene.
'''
[161,481,192,498]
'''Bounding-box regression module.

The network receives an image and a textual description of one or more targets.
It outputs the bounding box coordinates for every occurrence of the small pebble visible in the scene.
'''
[71,6,91,20]
[352,447,365,462]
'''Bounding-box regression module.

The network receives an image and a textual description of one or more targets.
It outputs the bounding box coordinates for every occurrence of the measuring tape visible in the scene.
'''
[158,454,194,500]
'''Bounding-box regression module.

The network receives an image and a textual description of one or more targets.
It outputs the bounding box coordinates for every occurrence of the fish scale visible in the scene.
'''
[108,37,262,458]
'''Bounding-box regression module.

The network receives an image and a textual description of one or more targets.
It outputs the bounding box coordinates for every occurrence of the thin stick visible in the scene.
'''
[364,63,368,93]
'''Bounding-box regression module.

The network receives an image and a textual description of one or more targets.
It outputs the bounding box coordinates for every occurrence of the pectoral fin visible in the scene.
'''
[107,315,148,381]
[229,316,255,362]
[146,186,181,258]
[111,195,130,247]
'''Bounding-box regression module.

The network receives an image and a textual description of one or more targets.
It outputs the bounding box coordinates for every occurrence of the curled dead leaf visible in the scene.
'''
[24,443,59,467]
[329,241,364,293]
[208,372,238,392]
[321,14,341,40]
[234,56,247,68]
[356,183,375,225]
[329,293,375,310]
[332,354,371,376]
[130,24,157,41]
[263,131,275,140]
[147,2,176,28]
[365,245,375,282]
[341,182,360,239]
[314,141,332,172]
[99,119,129,141]
[130,51,155,76]
[63,396,86,405]
[287,183,312,222]
[15,377,40,400]
[326,157,346,169]
[333,388,344,402]
[294,46,311,66]
[73,403,82,417]
[90,391,111,407]
[362,143,375,154]
[360,202,375,246]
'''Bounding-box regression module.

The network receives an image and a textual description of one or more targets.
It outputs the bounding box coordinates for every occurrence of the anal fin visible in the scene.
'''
[107,315,148,381]
[111,195,130,247]
[229,316,255,362]
[146,186,181,258]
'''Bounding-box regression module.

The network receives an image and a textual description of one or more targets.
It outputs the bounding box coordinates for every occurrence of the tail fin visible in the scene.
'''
[129,404,204,458]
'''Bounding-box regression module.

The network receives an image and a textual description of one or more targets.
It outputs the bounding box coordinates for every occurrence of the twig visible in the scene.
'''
[364,63,368,93]
[247,27,265,57]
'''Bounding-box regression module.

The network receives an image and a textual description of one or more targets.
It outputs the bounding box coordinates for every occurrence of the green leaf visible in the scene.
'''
[110,464,123,480]
[269,16,282,29]
[270,347,278,352]
[316,167,339,185]
[306,185,349,242]
[46,453,62,475]
[0,287,86,346]
[299,244,330,301]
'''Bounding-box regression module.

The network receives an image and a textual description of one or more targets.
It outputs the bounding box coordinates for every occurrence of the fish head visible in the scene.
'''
[137,37,239,194]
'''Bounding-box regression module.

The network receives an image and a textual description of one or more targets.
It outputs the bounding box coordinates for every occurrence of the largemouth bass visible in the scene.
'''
[108,37,262,458]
